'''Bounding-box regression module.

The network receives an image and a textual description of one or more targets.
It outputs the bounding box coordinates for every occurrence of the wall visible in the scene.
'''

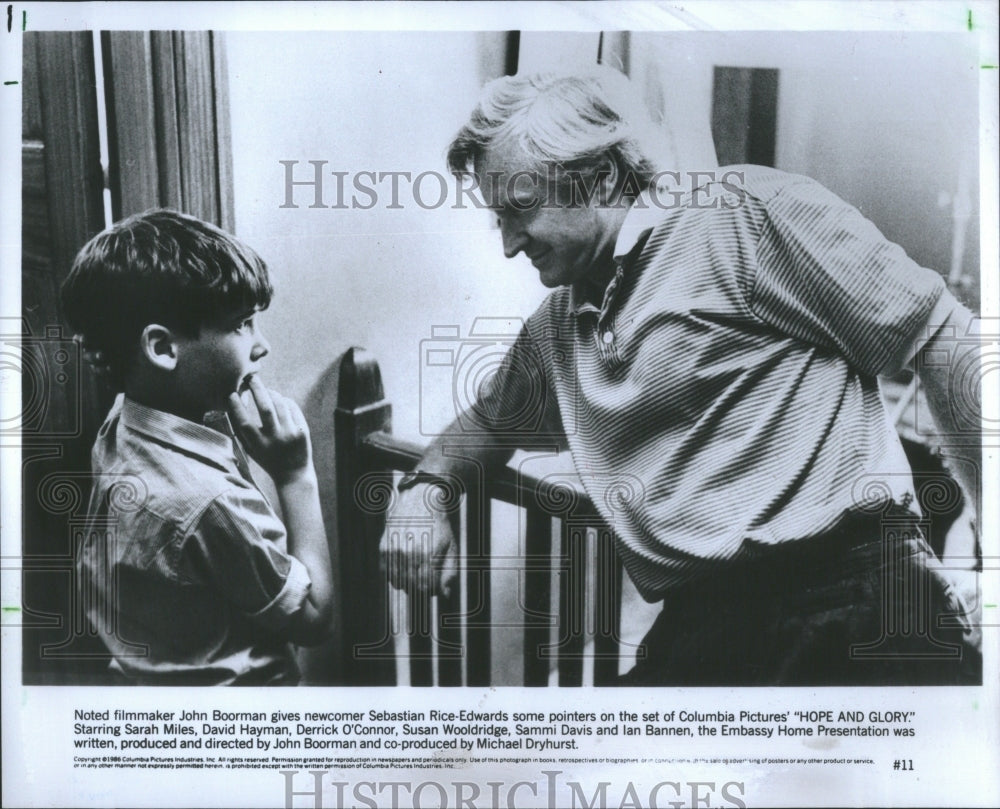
[227,31,550,443]
[630,30,980,310]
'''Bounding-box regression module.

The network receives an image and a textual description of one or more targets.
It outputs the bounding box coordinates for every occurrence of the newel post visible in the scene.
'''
[334,347,396,684]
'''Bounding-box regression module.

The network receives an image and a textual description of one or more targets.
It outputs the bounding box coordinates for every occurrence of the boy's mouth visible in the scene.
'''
[237,373,256,394]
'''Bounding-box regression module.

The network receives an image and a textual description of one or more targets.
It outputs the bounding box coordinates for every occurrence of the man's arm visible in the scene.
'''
[915,292,982,576]
[913,298,982,560]
[383,321,560,597]
[380,418,516,598]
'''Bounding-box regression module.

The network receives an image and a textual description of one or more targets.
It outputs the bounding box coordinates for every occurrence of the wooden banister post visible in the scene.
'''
[334,347,396,684]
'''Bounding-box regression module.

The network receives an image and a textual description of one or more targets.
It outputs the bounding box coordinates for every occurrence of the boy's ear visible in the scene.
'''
[139,324,179,372]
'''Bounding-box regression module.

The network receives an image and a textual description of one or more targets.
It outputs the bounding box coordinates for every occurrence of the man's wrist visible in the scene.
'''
[397,469,453,493]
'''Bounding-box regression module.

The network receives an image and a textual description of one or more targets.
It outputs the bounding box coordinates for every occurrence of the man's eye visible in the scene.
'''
[496,206,520,225]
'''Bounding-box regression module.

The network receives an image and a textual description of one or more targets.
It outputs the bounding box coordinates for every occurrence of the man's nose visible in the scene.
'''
[500,220,528,259]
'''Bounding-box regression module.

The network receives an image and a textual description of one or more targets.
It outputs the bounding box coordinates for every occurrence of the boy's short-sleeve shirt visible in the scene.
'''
[474,166,951,600]
[77,395,311,684]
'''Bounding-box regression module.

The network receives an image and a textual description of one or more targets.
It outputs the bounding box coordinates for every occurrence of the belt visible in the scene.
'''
[689,507,928,596]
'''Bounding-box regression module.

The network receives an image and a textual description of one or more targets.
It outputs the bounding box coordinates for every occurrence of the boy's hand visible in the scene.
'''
[227,376,313,486]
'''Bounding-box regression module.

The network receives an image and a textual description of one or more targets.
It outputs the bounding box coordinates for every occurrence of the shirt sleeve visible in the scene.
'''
[179,487,311,633]
[750,177,946,377]
[468,323,565,443]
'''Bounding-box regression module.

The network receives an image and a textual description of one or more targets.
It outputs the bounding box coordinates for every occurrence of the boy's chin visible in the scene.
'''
[202,389,241,420]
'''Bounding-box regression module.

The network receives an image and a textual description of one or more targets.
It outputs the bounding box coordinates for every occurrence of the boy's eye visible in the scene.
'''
[237,316,254,331]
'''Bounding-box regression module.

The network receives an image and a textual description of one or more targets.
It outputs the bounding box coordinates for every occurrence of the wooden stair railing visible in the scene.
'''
[331,347,625,686]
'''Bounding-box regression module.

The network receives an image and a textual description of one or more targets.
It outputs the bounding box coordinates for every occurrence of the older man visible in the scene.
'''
[381,66,981,685]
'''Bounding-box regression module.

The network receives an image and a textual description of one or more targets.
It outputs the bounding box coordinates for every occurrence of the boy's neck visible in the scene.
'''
[125,377,211,425]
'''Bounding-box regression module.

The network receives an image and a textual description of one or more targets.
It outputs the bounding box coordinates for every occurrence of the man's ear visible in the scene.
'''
[601,157,620,189]
[597,157,623,206]
[139,324,179,372]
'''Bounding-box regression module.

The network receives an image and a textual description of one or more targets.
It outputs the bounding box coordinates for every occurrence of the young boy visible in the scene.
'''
[61,209,333,685]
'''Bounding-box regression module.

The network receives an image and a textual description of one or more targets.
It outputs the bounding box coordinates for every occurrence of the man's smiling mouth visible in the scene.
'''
[529,251,551,269]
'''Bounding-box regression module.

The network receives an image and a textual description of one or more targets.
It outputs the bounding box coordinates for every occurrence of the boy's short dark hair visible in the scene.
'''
[61,209,273,383]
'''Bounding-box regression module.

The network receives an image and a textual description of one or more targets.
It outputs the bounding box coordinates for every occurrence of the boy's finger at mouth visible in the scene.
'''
[231,383,262,424]
[237,372,258,395]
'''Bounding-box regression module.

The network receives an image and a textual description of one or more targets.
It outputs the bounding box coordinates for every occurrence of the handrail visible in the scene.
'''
[331,347,623,687]
[361,431,422,471]
[360,430,600,517]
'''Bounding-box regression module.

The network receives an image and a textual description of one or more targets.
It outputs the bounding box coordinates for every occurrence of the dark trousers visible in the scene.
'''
[620,510,981,686]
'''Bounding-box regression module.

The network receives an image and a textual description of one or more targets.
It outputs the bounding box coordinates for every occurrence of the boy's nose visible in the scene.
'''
[251,331,270,361]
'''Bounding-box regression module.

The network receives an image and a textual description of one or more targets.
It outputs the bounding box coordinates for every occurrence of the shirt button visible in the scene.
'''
[602,331,614,344]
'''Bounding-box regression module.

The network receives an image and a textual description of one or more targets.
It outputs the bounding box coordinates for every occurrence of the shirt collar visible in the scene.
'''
[569,188,665,317]
[612,188,667,265]
[120,396,239,473]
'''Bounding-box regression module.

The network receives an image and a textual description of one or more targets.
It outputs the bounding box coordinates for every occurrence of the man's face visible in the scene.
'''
[174,308,270,415]
[477,142,621,289]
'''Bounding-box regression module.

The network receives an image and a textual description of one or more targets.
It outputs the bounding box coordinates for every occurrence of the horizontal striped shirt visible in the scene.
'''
[477,165,951,599]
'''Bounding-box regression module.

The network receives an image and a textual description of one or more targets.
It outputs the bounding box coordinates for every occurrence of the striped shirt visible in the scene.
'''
[477,165,952,599]
[78,395,311,684]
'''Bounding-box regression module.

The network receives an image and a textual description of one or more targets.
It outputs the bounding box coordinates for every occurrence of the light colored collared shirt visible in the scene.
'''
[477,165,953,599]
[77,395,311,684]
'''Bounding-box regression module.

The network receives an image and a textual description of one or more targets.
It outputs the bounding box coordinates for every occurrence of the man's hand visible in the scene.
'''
[227,376,312,486]
[916,301,982,524]
[380,484,458,598]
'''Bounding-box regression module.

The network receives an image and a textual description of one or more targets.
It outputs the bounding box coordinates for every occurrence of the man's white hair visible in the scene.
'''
[447,65,670,194]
